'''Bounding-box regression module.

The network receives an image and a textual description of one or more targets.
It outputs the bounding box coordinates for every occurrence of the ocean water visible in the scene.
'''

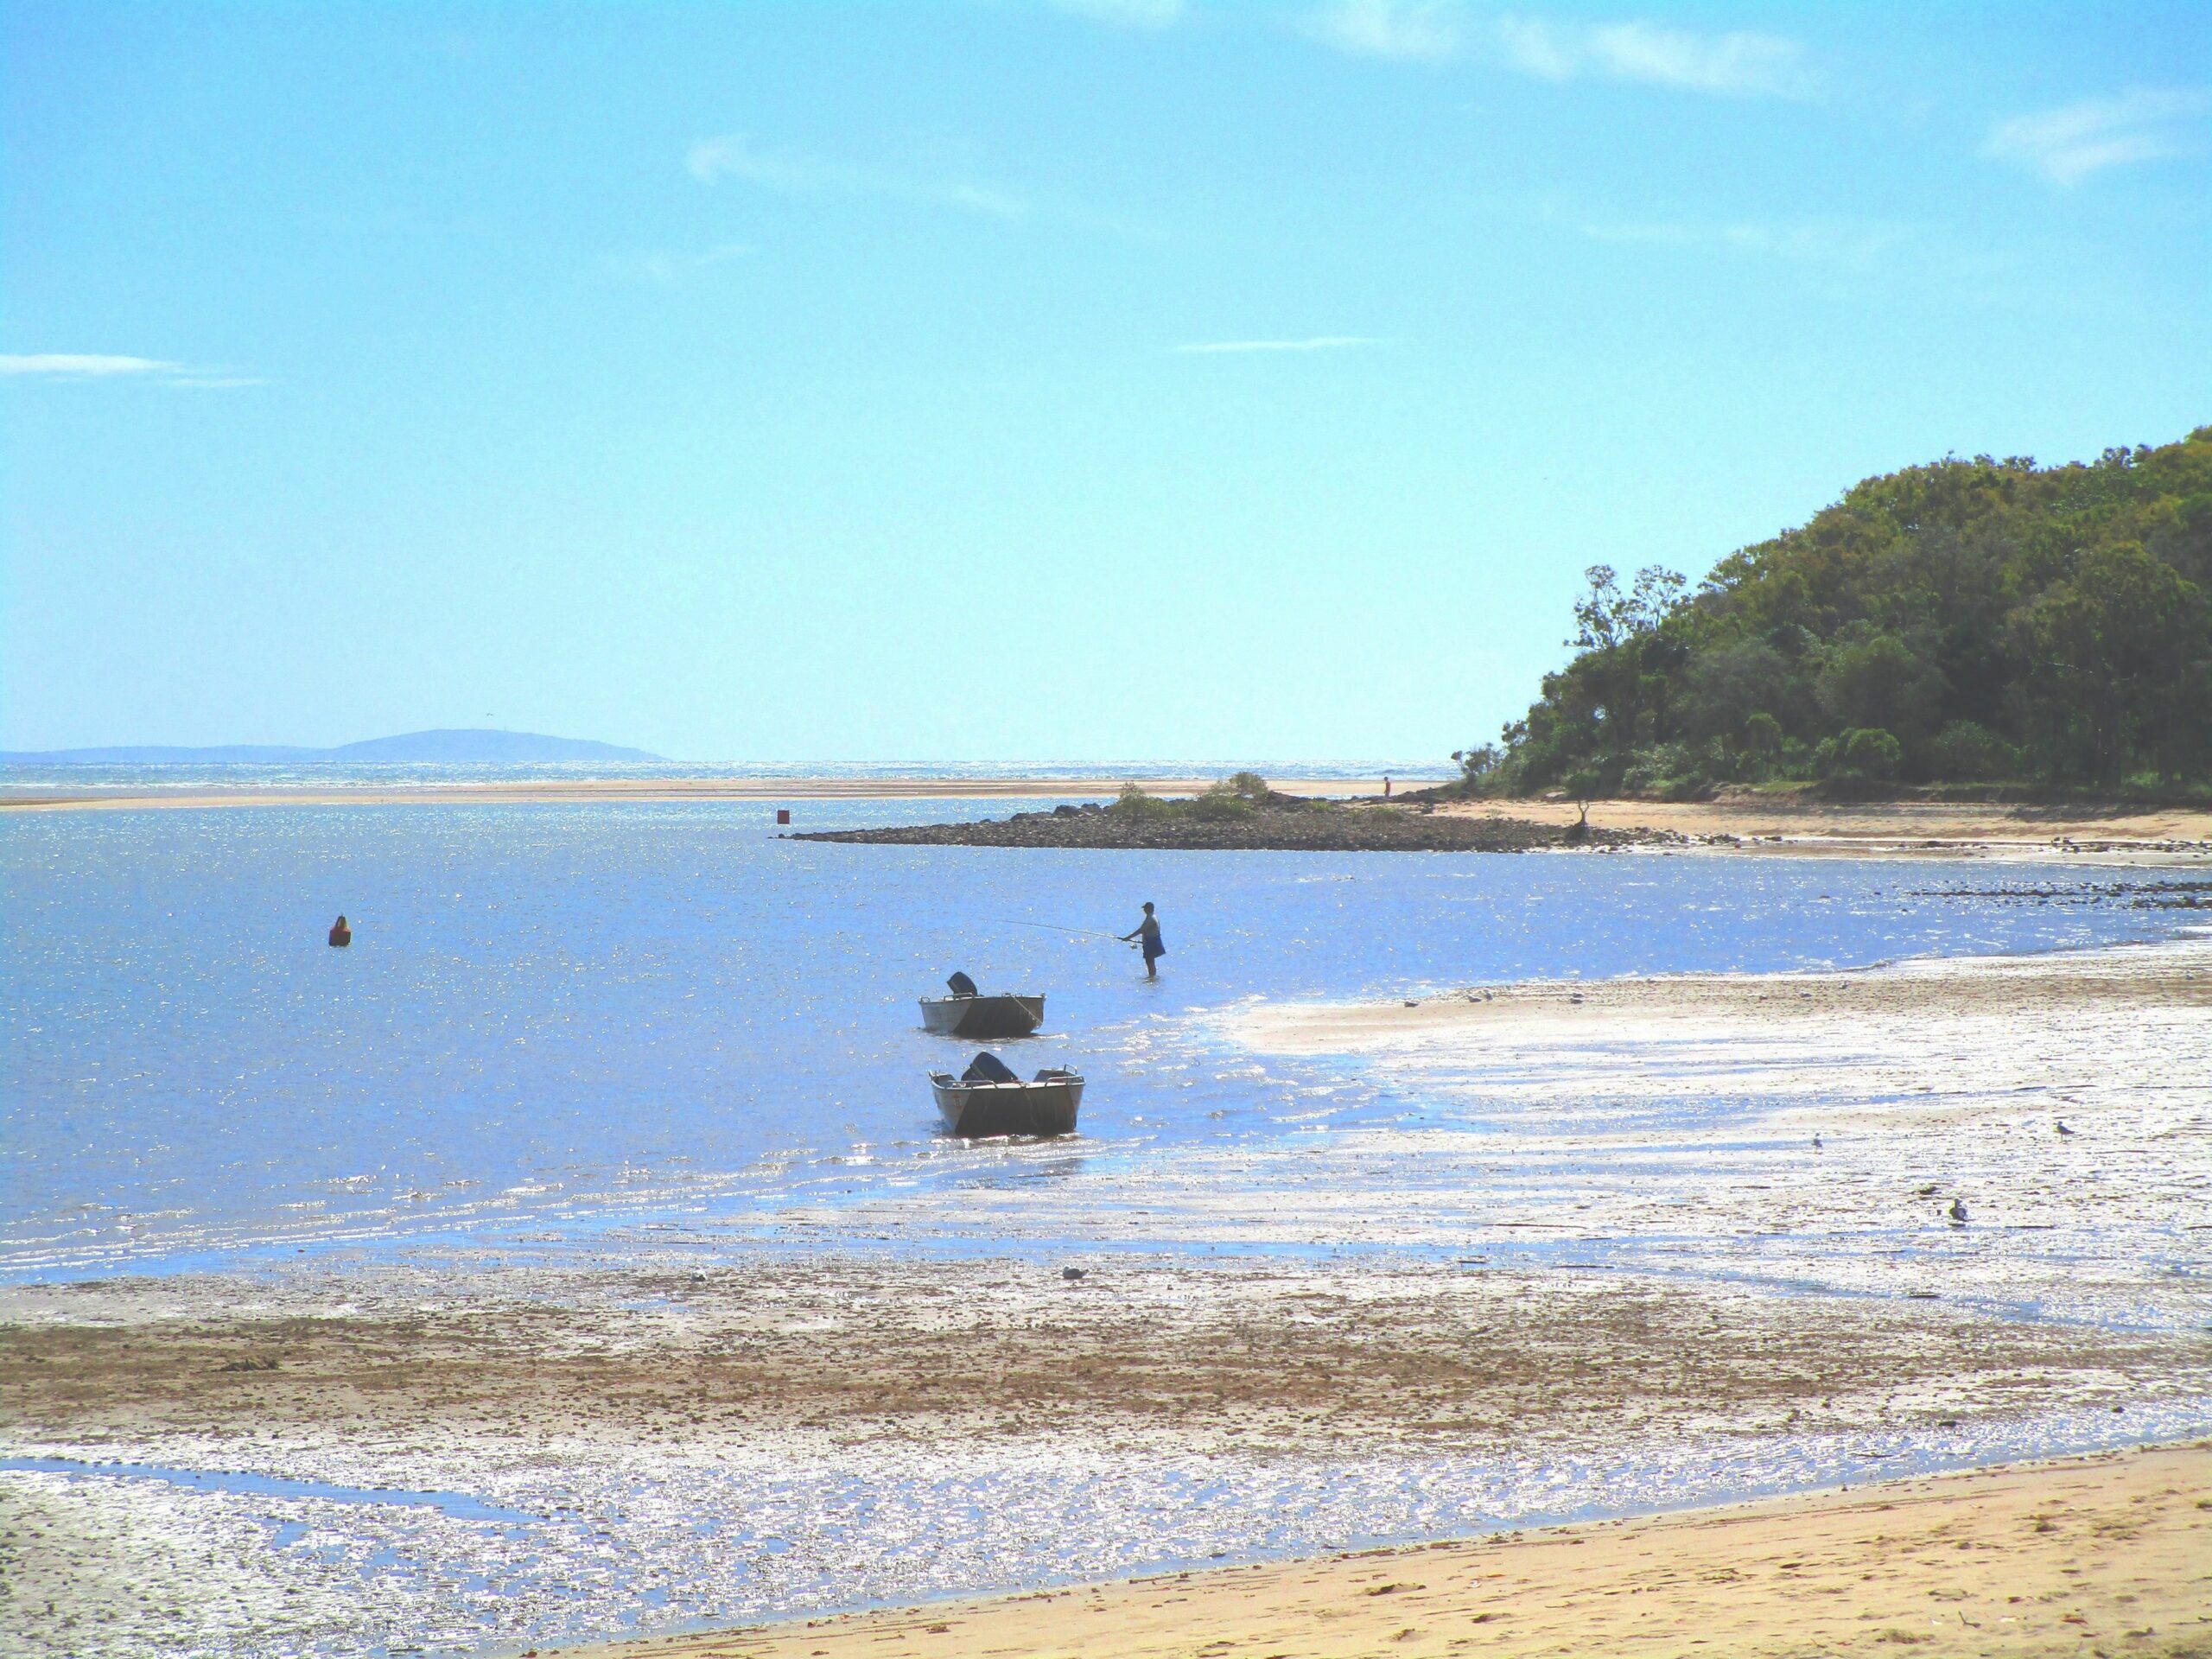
[0,758,1452,793]
[0,797,2194,1280]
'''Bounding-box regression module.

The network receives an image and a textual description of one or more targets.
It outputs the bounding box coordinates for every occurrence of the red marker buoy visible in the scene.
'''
[776,809,791,826]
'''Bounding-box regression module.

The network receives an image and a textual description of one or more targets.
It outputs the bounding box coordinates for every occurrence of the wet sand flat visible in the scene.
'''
[6,1255,2209,1655]
[10,1258,2201,1459]
[573,1441,2212,1659]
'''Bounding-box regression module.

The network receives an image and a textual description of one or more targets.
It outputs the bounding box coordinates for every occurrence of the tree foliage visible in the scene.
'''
[1474,428,2212,794]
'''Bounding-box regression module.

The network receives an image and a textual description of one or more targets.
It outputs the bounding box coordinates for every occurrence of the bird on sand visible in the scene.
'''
[1947,1198,1968,1224]
[2056,1120,2075,1136]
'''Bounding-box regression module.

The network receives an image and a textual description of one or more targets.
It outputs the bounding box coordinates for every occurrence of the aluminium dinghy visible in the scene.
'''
[930,1051,1083,1137]
[918,971,1046,1039]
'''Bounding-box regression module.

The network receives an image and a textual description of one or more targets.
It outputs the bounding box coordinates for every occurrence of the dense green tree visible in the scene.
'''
[1470,426,2212,794]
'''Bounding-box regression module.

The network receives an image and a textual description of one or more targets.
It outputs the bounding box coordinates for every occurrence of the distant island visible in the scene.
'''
[1454,426,2210,800]
[0,728,665,765]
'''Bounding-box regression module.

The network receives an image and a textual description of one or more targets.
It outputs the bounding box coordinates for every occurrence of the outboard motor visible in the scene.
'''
[946,970,979,997]
[962,1051,1020,1084]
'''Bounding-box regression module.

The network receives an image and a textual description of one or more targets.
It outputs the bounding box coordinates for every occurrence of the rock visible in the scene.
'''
[790,798,1685,854]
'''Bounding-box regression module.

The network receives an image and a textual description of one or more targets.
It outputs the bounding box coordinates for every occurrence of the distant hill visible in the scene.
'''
[0,728,667,765]
[1462,426,2211,797]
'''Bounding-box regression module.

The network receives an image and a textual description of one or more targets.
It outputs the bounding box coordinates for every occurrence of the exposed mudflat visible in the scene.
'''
[6,1255,2209,1658]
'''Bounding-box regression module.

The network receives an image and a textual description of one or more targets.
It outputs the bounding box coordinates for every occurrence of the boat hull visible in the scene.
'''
[931,1070,1083,1137]
[918,994,1046,1039]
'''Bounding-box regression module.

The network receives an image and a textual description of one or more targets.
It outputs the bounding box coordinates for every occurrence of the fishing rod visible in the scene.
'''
[989,918,1135,946]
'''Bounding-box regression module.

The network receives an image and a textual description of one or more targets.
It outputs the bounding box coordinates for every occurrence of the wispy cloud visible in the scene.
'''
[1173,335,1389,353]
[1497,16,1812,98]
[1051,0,1185,29]
[1982,87,2209,187]
[1302,0,1459,62]
[1302,4,1814,99]
[687,134,1028,219]
[1576,215,1904,269]
[0,353,260,386]
[604,242,753,283]
[2,353,180,377]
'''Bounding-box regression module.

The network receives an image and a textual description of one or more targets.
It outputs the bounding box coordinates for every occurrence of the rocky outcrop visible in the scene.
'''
[790,799,1679,853]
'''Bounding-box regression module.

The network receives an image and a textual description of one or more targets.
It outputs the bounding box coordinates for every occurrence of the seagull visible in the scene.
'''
[1061,1266,1088,1281]
[1947,1198,1968,1225]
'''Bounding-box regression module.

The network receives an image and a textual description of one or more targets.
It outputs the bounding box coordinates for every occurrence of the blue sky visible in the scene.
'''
[3,2,2206,762]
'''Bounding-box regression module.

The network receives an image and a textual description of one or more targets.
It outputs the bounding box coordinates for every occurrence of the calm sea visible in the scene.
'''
[0,792,2186,1280]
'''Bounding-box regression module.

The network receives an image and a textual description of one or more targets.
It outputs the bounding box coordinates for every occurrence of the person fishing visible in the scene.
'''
[1119,901,1166,980]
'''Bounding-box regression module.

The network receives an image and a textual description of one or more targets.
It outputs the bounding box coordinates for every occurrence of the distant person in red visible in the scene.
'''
[1120,902,1165,980]
[328,915,352,948]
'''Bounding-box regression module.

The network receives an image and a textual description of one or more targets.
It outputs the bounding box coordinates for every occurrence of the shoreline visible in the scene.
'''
[0,776,1393,811]
[8,1251,2209,1656]
[2,779,2205,860]
[565,1440,2212,1658]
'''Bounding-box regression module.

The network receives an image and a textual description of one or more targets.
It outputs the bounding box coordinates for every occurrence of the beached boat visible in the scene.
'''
[930,1067,1084,1137]
[918,992,1046,1039]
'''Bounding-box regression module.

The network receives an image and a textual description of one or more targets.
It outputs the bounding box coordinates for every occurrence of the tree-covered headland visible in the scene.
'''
[1464,427,2212,798]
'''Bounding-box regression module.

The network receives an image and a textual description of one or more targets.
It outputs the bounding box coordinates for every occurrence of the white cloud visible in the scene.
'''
[0,353,258,386]
[687,133,1029,219]
[1302,0,1459,62]
[1173,335,1389,353]
[1302,6,1813,99]
[1982,87,2209,187]
[1497,16,1811,97]
[1051,0,1184,29]
[1,353,181,377]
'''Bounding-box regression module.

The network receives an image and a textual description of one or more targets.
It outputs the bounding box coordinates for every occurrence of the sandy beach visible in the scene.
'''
[1436,794,2212,860]
[571,1440,2212,1659]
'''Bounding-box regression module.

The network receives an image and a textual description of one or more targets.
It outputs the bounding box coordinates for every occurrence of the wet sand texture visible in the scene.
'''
[575,1442,2212,1659]
[6,1255,2209,1655]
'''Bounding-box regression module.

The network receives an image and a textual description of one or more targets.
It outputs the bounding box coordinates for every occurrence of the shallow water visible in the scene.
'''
[0,798,2194,1278]
[6,801,2209,1656]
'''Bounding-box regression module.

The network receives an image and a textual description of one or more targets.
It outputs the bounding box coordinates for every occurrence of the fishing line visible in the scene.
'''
[988,918,1134,945]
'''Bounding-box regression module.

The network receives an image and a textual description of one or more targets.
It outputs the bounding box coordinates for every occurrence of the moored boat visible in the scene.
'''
[918,992,1046,1039]
[930,1066,1084,1137]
